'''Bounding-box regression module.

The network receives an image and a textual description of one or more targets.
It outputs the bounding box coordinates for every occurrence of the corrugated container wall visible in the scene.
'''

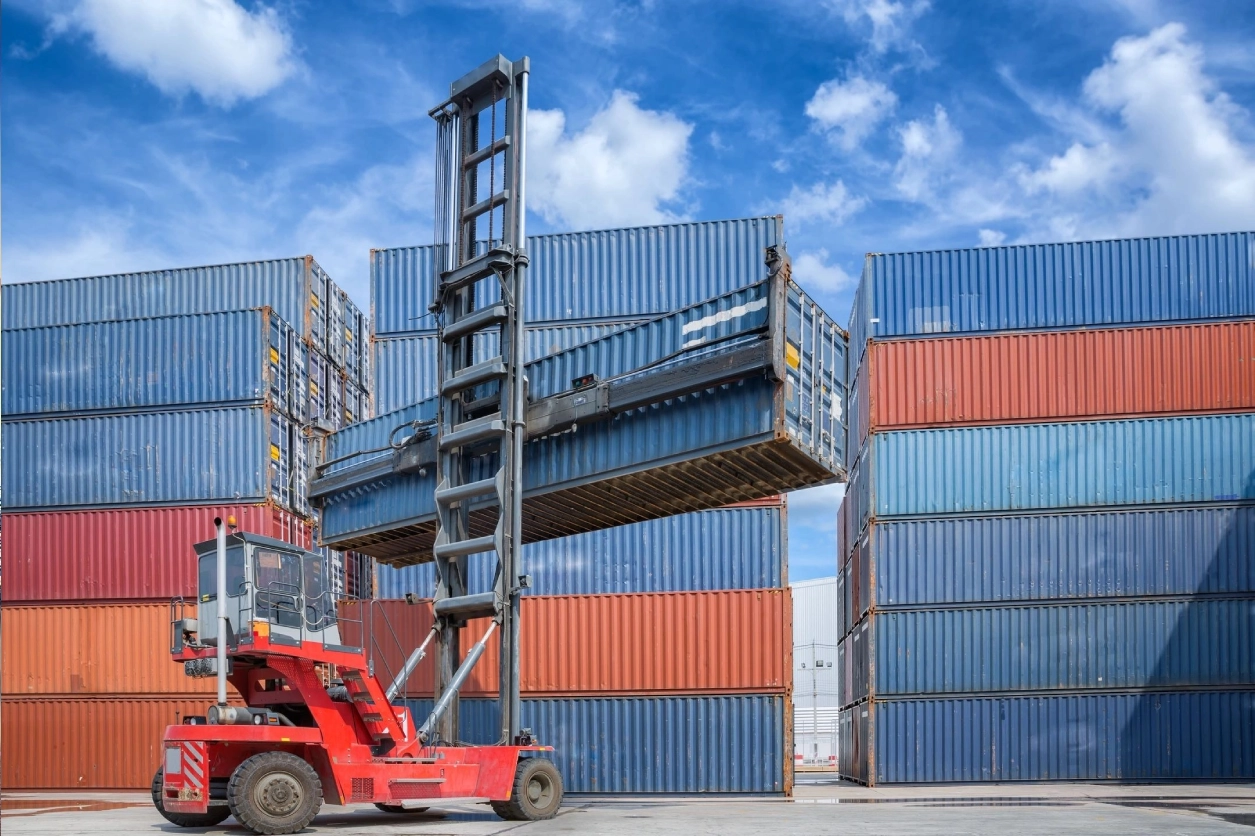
[1,698,235,789]
[375,502,786,598]
[2,310,302,417]
[848,321,1255,457]
[1,504,312,602]
[345,591,790,696]
[843,692,1255,783]
[371,216,784,336]
[3,257,334,353]
[398,696,790,793]
[848,231,1255,366]
[5,407,308,513]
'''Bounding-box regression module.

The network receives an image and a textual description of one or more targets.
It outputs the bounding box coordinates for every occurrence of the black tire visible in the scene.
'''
[490,757,563,821]
[151,768,231,828]
[227,752,322,835]
[374,802,430,813]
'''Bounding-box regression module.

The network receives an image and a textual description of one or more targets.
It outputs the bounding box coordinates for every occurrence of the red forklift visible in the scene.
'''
[154,55,560,834]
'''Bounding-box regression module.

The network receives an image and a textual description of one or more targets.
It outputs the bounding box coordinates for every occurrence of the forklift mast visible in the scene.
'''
[423,55,531,747]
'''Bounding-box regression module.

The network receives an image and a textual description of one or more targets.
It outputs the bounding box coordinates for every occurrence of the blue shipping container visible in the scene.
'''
[371,322,643,415]
[3,256,337,353]
[842,599,1255,702]
[376,504,785,598]
[3,310,299,417]
[321,273,846,560]
[840,691,1255,784]
[863,506,1255,608]
[401,695,788,793]
[371,216,784,335]
[848,231,1255,368]
[4,407,300,511]
[844,414,1255,536]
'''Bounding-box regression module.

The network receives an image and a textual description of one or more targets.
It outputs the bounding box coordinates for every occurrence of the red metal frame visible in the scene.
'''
[162,625,549,815]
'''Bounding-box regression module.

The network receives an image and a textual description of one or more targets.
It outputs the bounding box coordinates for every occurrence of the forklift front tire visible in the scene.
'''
[151,769,231,828]
[227,751,322,835]
[491,757,563,821]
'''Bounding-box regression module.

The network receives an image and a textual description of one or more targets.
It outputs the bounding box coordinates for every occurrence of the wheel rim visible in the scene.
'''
[254,770,302,818]
[525,771,554,810]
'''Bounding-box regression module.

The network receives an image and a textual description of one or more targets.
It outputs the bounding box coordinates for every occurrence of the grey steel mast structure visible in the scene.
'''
[419,55,530,746]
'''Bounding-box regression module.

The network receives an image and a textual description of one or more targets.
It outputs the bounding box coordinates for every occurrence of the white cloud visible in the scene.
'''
[57,0,296,106]
[824,0,930,53]
[977,228,1006,247]
[781,180,867,225]
[1021,23,1255,236]
[805,74,898,150]
[527,91,693,229]
[793,249,856,294]
[893,104,961,201]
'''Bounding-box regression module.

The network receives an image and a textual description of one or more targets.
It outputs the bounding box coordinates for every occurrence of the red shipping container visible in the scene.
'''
[342,589,791,697]
[1,503,312,602]
[853,320,1255,450]
[1,697,239,789]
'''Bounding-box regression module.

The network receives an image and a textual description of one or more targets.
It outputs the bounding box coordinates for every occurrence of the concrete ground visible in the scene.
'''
[4,778,1255,835]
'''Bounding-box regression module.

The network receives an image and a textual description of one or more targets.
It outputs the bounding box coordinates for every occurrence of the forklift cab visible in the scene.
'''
[193,532,342,648]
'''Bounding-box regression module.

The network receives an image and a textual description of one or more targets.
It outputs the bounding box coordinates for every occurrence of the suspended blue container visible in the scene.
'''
[375,504,785,597]
[3,310,299,417]
[401,694,787,793]
[864,506,1255,608]
[320,271,846,563]
[840,691,1255,784]
[371,216,784,336]
[848,231,1255,369]
[844,414,1255,538]
[371,322,642,415]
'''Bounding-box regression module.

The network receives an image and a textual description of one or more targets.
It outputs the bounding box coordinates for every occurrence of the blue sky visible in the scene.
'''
[6,0,1255,581]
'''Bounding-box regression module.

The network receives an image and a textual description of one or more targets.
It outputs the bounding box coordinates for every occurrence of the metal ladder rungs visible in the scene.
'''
[442,358,507,395]
[443,303,508,343]
[433,591,497,618]
[439,248,514,294]
[439,416,505,450]
[462,136,511,169]
[435,476,498,507]
[432,535,498,561]
[461,189,510,223]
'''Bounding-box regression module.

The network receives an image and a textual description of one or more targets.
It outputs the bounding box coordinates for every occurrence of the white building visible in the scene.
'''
[792,576,840,767]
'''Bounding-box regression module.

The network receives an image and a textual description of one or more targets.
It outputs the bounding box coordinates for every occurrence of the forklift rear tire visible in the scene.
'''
[491,757,563,821]
[227,751,322,835]
[374,803,430,813]
[151,769,231,828]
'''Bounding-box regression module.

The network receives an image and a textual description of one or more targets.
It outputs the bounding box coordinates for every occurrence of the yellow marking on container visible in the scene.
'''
[270,444,282,461]
[310,293,320,308]
[785,343,801,370]
[269,347,280,364]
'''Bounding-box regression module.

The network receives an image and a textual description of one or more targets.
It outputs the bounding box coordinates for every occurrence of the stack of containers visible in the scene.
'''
[365,217,798,793]
[0,257,372,790]
[837,232,1255,784]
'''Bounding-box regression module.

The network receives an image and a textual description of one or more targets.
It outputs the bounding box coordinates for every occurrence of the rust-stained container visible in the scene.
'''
[343,589,792,696]
[2,504,312,602]
[1,697,221,789]
[1,603,228,696]
[849,320,1255,455]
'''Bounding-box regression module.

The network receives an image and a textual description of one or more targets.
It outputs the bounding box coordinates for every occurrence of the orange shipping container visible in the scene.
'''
[1,603,225,696]
[852,320,1255,450]
[1,697,214,789]
[343,589,791,697]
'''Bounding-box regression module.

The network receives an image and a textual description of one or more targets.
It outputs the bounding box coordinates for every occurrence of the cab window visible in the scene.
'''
[255,549,303,628]
[197,548,246,601]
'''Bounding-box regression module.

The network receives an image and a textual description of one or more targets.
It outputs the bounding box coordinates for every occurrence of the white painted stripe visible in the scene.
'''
[680,297,766,336]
